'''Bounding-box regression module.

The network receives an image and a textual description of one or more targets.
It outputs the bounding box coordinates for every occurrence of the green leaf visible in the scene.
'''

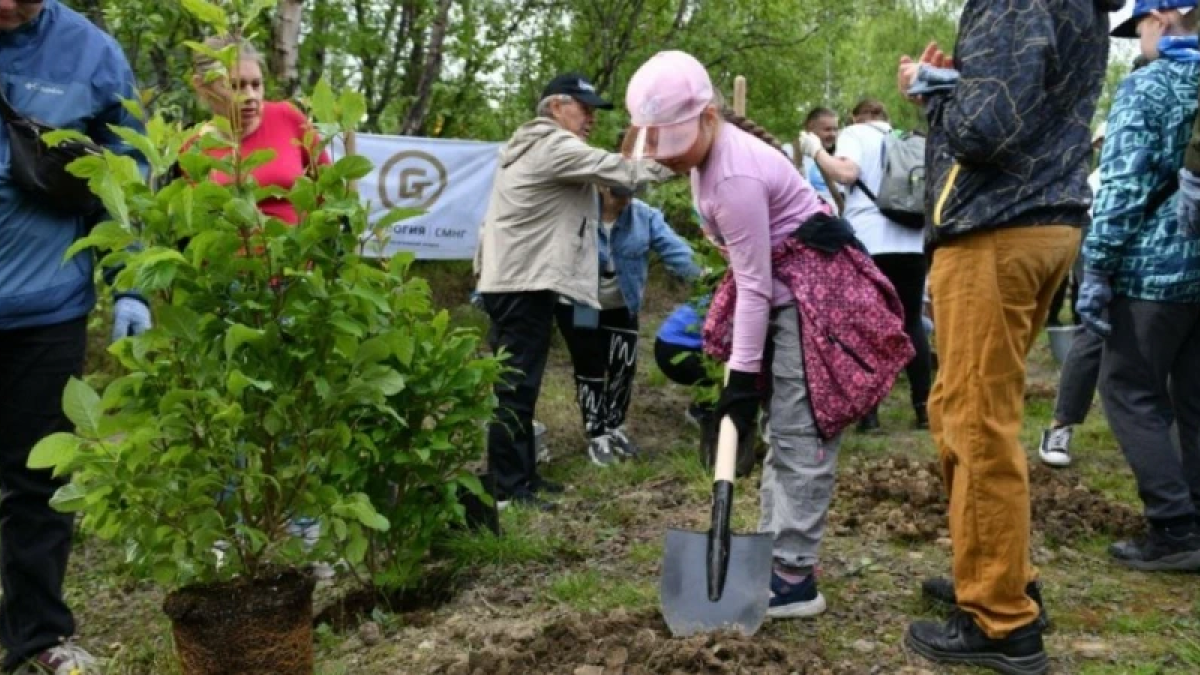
[179,0,228,32]
[27,432,80,471]
[107,125,161,170]
[63,377,103,438]
[156,305,202,342]
[332,155,374,182]
[227,370,274,396]
[345,533,369,564]
[63,220,136,261]
[339,90,368,130]
[355,337,391,367]
[40,129,92,147]
[310,79,337,125]
[49,482,88,513]
[224,323,265,360]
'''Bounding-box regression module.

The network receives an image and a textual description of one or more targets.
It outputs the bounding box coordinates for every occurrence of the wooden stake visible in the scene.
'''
[733,76,746,117]
[345,129,358,194]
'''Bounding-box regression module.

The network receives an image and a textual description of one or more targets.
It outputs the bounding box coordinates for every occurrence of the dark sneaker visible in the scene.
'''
[607,426,641,459]
[921,577,1052,633]
[1109,525,1200,571]
[530,476,564,494]
[496,489,556,513]
[1038,425,1073,468]
[587,434,621,467]
[857,410,881,434]
[906,610,1048,675]
[767,571,827,619]
[15,642,99,675]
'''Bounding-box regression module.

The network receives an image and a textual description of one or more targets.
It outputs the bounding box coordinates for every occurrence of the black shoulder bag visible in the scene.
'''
[0,84,105,218]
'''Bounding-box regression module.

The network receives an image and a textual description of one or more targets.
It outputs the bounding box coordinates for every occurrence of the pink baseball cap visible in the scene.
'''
[622,50,714,160]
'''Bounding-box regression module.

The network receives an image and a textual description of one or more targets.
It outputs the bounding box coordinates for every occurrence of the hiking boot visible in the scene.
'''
[497,489,557,513]
[530,476,564,494]
[1109,524,1200,572]
[906,610,1048,675]
[857,410,881,433]
[921,577,1052,633]
[767,571,827,619]
[1038,425,1073,468]
[587,434,621,467]
[607,426,641,459]
[15,642,99,675]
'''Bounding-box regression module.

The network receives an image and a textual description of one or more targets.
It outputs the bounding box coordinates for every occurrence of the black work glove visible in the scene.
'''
[714,369,761,443]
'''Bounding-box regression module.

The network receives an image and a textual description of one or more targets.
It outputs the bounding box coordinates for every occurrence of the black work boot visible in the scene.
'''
[921,577,1052,633]
[856,409,881,433]
[906,610,1048,675]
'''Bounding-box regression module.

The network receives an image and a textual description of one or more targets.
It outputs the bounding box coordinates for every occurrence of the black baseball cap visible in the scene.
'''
[540,72,613,110]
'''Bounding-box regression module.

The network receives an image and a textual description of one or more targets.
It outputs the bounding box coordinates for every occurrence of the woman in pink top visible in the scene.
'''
[190,36,330,226]
[624,50,842,620]
[626,51,913,621]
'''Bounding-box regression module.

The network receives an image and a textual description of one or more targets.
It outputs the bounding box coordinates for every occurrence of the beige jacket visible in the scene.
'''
[474,118,671,308]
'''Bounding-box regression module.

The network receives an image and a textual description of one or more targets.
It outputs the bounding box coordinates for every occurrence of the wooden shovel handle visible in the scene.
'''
[714,366,739,483]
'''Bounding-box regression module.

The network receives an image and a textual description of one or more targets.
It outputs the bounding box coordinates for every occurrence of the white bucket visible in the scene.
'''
[1046,325,1081,364]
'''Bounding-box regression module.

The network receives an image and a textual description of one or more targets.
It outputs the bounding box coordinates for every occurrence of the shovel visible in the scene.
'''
[660,413,773,637]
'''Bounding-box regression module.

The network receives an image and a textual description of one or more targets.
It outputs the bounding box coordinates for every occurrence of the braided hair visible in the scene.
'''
[720,109,790,159]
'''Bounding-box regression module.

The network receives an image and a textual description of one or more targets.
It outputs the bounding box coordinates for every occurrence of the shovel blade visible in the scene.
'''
[660,528,773,637]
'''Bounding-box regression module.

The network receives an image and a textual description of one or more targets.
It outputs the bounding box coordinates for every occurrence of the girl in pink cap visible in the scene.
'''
[624,50,912,619]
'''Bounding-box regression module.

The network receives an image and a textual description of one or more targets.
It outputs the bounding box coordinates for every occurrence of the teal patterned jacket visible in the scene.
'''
[922,0,1117,248]
[1084,58,1200,303]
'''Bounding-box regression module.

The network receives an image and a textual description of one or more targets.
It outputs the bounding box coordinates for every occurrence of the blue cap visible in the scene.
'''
[1112,0,1198,38]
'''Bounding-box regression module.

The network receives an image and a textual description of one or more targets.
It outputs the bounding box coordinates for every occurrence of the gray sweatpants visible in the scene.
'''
[759,305,843,571]
[1100,297,1200,525]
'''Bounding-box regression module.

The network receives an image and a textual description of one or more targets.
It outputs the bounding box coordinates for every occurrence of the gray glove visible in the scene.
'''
[111,296,151,344]
[1177,168,1200,238]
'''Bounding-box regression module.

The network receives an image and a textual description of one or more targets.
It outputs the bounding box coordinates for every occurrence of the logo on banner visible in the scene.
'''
[378,151,448,210]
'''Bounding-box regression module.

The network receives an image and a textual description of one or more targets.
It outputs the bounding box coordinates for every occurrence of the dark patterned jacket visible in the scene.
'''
[922,0,1123,248]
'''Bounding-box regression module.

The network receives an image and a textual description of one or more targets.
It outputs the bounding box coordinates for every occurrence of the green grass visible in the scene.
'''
[543,570,658,613]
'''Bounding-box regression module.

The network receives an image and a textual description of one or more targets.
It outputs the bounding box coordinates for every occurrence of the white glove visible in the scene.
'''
[111,296,152,344]
[798,132,823,159]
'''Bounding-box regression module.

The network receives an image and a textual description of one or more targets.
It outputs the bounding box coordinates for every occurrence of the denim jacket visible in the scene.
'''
[598,198,700,314]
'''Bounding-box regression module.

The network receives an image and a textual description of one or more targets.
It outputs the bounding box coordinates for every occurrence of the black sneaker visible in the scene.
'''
[857,410,881,433]
[767,571,827,619]
[496,489,556,512]
[922,578,1052,633]
[1109,524,1200,571]
[530,476,564,494]
[906,610,1048,675]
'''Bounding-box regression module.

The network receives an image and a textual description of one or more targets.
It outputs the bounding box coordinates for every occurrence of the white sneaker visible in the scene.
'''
[1039,426,1073,467]
[587,434,621,467]
[17,642,99,675]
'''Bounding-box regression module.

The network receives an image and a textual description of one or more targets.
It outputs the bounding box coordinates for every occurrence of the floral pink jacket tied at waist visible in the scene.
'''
[704,216,915,439]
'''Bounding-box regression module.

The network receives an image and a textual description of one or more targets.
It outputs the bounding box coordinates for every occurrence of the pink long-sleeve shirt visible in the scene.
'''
[692,122,831,373]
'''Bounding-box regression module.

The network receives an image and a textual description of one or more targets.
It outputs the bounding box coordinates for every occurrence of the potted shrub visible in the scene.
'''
[27,10,500,670]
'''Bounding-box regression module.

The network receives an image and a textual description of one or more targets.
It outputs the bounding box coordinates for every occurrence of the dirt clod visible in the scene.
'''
[434,610,827,674]
[828,456,1141,545]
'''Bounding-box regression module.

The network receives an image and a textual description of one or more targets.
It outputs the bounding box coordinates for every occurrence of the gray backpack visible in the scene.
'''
[853,130,927,230]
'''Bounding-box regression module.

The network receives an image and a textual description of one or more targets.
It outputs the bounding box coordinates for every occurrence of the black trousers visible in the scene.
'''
[1100,297,1200,527]
[554,305,639,438]
[481,292,556,498]
[0,318,86,669]
[872,253,932,410]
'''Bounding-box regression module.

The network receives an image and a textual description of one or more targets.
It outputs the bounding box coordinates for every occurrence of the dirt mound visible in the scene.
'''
[828,456,1141,545]
[432,609,828,675]
[1029,465,1142,542]
[830,456,946,542]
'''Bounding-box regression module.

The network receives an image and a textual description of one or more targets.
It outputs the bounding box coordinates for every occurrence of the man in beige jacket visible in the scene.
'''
[475,72,671,510]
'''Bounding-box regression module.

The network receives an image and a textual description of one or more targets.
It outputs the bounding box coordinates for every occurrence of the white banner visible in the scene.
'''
[330,133,502,260]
